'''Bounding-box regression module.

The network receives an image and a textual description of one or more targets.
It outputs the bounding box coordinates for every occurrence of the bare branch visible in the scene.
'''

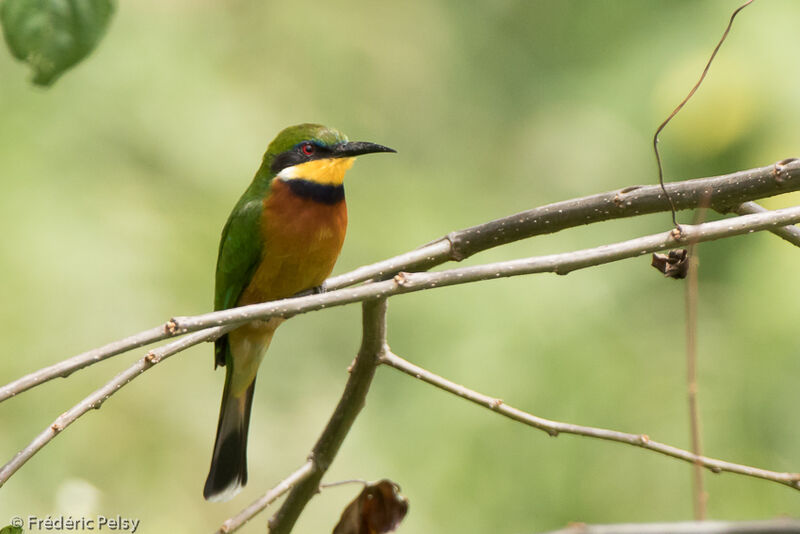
[326,239,452,290]
[174,204,800,335]
[379,351,800,490]
[214,460,315,534]
[329,158,800,282]
[541,519,800,534]
[0,324,171,403]
[0,325,232,488]
[3,162,799,403]
[443,158,800,262]
[268,298,388,534]
[732,201,800,247]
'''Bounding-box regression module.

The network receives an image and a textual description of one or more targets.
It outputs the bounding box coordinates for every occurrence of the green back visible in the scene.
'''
[213,173,269,366]
[214,195,264,312]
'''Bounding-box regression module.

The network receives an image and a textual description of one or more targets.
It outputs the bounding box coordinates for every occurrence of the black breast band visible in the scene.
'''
[282,179,345,205]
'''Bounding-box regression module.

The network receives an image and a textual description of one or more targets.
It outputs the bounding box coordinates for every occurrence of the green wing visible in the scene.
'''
[214,194,264,367]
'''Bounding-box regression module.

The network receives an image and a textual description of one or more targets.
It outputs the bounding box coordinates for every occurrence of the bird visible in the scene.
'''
[203,123,395,502]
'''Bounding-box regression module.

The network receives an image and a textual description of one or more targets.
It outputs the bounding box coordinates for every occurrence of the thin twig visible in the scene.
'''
[0,325,232,488]
[268,298,388,534]
[0,324,171,403]
[686,204,707,520]
[214,461,315,534]
[732,200,800,247]
[541,519,800,534]
[319,479,368,489]
[379,351,800,490]
[652,0,755,228]
[2,160,799,404]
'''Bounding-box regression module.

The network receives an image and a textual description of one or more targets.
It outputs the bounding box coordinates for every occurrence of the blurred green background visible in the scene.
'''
[2,1,800,532]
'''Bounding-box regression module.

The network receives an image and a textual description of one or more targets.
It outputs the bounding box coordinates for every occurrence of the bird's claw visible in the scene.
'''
[312,283,327,294]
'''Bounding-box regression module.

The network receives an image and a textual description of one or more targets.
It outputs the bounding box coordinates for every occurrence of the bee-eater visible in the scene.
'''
[203,124,395,502]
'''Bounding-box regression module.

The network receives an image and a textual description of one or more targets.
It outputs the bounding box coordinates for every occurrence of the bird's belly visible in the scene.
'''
[241,238,340,303]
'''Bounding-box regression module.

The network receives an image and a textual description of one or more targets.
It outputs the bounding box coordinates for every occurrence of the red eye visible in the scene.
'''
[301,143,315,156]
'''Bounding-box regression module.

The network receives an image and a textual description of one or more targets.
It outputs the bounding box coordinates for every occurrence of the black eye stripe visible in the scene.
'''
[270,142,334,174]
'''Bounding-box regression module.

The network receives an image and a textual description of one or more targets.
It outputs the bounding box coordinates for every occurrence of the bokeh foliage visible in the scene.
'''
[1,1,799,532]
[1,0,114,86]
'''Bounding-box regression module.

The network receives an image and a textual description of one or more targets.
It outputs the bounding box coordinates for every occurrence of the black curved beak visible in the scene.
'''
[334,141,396,158]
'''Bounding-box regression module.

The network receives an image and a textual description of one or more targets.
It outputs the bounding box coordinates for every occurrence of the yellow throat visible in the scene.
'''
[276,157,356,186]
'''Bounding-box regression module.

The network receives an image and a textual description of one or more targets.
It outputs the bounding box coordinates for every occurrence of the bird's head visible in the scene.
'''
[262,123,395,186]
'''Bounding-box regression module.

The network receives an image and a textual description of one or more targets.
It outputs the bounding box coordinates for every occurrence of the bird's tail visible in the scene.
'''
[203,359,255,502]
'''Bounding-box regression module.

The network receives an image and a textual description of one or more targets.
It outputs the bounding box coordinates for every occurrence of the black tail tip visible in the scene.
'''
[203,469,246,502]
[203,430,249,502]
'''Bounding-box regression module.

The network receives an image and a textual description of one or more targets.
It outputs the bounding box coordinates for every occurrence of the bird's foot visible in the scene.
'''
[311,282,327,295]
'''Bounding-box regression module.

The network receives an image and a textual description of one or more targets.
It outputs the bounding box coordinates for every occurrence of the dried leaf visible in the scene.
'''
[333,480,409,534]
[0,0,115,86]
[651,249,689,279]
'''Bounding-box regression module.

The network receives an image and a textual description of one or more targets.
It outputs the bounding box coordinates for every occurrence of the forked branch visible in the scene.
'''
[3,204,800,493]
[1,160,799,404]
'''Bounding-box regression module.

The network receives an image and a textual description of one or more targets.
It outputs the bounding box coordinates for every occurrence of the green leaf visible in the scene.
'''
[0,525,23,534]
[0,0,115,86]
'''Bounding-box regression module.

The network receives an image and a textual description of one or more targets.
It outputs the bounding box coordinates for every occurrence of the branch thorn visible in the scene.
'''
[393,272,409,287]
[165,319,178,335]
[773,158,798,184]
